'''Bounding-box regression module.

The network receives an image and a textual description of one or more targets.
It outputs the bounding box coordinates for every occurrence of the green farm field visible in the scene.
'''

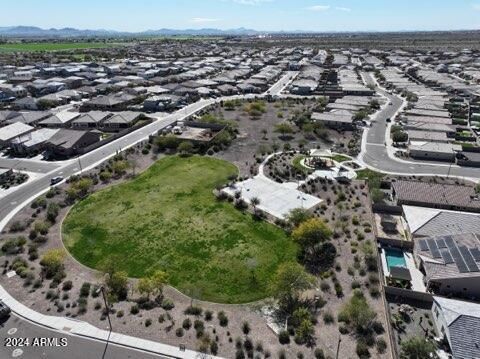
[63,156,297,303]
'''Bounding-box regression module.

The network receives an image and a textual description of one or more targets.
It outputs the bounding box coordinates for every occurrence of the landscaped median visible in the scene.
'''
[62,155,297,304]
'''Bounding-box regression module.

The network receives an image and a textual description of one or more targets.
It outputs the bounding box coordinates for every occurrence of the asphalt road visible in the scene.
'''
[0,314,169,359]
[0,158,59,174]
[360,72,480,180]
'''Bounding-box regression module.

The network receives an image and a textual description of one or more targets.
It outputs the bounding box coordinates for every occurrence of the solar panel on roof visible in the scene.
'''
[470,248,480,262]
[440,248,454,264]
[459,246,480,272]
[449,244,469,273]
[444,235,455,248]
[427,238,442,259]
[436,238,447,249]
[418,240,429,251]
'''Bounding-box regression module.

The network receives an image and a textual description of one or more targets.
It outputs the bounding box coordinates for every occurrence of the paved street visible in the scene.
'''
[0,314,169,359]
[0,158,60,174]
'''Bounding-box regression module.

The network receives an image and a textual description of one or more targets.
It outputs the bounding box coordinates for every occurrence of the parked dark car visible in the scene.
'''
[0,300,11,319]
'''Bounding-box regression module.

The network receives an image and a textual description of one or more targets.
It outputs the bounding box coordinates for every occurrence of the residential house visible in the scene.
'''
[38,111,80,128]
[415,233,480,297]
[10,128,60,156]
[101,111,143,131]
[0,122,35,147]
[71,112,112,129]
[392,180,480,213]
[45,129,101,157]
[431,296,480,359]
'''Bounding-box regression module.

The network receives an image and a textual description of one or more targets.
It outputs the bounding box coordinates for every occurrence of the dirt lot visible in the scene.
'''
[202,98,358,177]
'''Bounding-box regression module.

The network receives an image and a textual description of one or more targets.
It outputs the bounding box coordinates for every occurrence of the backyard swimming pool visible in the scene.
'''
[385,248,407,270]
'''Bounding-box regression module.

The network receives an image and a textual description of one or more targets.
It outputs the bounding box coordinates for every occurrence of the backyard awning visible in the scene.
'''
[390,266,412,281]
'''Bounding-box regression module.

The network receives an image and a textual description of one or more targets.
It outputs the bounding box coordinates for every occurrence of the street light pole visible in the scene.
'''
[98,286,112,359]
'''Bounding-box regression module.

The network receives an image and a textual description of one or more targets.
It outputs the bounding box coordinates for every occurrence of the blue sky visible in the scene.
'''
[2,0,480,32]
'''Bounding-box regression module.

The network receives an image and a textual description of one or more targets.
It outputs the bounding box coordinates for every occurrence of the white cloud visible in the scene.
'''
[335,6,351,12]
[307,5,331,12]
[231,0,273,5]
[191,17,220,23]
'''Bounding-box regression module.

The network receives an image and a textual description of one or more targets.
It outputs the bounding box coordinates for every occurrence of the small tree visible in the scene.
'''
[178,141,194,156]
[137,277,154,299]
[338,290,376,334]
[292,218,333,248]
[40,249,65,279]
[286,208,313,228]
[106,271,129,301]
[275,122,294,139]
[150,270,168,297]
[400,337,437,359]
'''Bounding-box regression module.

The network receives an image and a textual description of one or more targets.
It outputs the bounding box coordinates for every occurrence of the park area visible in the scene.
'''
[0,42,115,52]
[62,155,297,304]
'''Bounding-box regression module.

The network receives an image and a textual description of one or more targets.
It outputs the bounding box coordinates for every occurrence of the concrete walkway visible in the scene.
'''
[0,285,222,359]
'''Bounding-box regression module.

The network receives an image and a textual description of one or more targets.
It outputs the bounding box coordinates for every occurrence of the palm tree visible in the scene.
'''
[250,196,260,210]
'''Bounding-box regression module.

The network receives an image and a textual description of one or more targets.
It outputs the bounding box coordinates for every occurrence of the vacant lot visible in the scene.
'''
[63,155,297,303]
[0,42,115,52]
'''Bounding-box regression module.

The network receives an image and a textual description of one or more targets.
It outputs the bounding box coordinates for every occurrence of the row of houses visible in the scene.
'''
[372,178,480,358]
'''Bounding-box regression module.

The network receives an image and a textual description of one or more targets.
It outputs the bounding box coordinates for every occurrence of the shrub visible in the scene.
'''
[94,301,102,310]
[130,305,139,315]
[218,311,228,327]
[46,203,60,223]
[80,282,91,297]
[204,310,213,321]
[161,298,174,310]
[194,319,204,332]
[176,328,184,337]
[210,341,218,355]
[116,310,124,318]
[184,306,203,316]
[145,319,152,327]
[62,280,73,291]
[314,348,325,359]
[40,249,65,279]
[9,221,26,232]
[34,220,50,235]
[278,330,290,344]
[320,281,330,292]
[182,318,192,330]
[376,338,387,354]
[242,321,251,335]
[323,311,335,324]
[356,341,370,358]
[351,280,361,289]
[334,282,344,297]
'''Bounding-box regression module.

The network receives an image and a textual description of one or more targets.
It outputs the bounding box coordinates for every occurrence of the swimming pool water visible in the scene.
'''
[385,248,407,270]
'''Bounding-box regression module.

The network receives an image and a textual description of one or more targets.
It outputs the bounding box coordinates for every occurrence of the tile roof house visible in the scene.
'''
[403,205,480,239]
[45,129,101,158]
[415,233,480,297]
[10,128,60,156]
[432,296,480,358]
[71,111,112,129]
[0,122,35,146]
[392,180,480,213]
[38,111,80,128]
[101,111,143,131]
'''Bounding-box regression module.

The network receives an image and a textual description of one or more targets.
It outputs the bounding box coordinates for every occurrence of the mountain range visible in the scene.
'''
[0,26,264,38]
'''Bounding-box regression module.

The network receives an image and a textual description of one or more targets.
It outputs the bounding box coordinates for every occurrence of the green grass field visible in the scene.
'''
[0,42,115,52]
[63,156,297,303]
